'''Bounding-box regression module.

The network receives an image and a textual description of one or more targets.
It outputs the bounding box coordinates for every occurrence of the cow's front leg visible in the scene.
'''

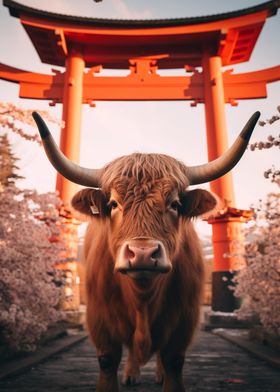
[122,348,140,385]
[160,349,185,392]
[156,351,164,384]
[96,343,122,392]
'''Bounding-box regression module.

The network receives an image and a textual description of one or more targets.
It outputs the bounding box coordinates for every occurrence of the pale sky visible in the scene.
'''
[0,0,279,236]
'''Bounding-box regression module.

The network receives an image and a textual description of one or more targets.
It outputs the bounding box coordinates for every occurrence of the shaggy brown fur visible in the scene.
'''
[72,153,217,392]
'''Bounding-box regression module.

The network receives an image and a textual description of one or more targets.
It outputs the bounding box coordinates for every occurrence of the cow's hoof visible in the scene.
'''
[122,375,140,386]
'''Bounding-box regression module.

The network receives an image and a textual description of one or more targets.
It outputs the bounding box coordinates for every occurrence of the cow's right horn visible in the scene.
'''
[32,112,102,188]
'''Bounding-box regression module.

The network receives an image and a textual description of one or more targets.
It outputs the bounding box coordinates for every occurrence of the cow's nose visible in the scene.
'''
[127,244,161,268]
[115,239,172,274]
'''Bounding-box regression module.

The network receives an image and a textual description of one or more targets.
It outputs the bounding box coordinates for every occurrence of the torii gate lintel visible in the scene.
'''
[1,62,279,103]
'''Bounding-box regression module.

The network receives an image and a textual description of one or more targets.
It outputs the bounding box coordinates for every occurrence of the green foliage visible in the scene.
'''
[0,133,24,187]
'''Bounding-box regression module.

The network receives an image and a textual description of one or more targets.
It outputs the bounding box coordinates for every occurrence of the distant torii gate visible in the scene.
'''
[1,0,280,312]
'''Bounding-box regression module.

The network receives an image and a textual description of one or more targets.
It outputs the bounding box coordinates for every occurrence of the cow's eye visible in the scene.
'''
[109,200,118,210]
[170,200,181,212]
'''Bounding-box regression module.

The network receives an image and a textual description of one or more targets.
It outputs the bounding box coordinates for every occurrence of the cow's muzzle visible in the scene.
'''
[115,238,172,276]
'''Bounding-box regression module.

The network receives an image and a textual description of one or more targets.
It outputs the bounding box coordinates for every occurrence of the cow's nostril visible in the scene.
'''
[151,245,161,260]
[127,245,136,261]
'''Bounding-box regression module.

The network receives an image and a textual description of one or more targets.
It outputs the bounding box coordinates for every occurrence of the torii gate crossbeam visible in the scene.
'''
[0,61,279,103]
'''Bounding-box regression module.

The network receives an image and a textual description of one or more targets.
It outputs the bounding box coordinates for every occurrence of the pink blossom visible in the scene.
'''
[0,185,66,352]
[0,102,62,145]
[234,193,280,336]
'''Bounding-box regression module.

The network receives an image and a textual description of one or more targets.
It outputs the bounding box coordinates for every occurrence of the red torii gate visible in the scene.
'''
[1,0,280,312]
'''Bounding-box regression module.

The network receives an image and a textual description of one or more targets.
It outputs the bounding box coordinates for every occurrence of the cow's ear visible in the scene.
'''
[71,188,109,217]
[181,189,217,218]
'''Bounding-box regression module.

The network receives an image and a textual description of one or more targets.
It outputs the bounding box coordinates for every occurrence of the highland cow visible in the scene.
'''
[33,111,259,392]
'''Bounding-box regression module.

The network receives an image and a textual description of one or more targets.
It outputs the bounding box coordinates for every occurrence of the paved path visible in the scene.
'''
[0,331,279,391]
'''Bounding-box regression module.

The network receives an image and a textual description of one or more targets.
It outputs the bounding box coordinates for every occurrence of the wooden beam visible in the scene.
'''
[1,63,279,103]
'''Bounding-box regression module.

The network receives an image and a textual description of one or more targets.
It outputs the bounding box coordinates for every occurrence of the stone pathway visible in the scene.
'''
[0,331,279,391]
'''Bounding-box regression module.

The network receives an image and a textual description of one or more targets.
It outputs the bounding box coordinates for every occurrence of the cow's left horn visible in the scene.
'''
[32,112,102,188]
[187,112,260,185]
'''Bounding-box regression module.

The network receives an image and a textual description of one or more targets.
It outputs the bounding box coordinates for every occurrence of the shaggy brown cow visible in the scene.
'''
[33,111,259,392]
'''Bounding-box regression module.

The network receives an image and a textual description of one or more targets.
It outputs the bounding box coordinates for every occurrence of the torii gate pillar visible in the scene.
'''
[203,53,244,311]
[57,51,85,203]
[203,54,235,204]
[56,51,85,309]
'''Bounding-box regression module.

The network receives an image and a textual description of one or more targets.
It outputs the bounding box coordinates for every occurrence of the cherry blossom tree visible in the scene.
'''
[250,105,280,186]
[0,103,67,352]
[234,193,280,335]
[0,185,66,352]
[0,101,61,145]
[233,107,280,336]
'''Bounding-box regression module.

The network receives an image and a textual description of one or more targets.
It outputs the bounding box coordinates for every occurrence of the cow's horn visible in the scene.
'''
[187,112,260,185]
[32,112,102,188]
